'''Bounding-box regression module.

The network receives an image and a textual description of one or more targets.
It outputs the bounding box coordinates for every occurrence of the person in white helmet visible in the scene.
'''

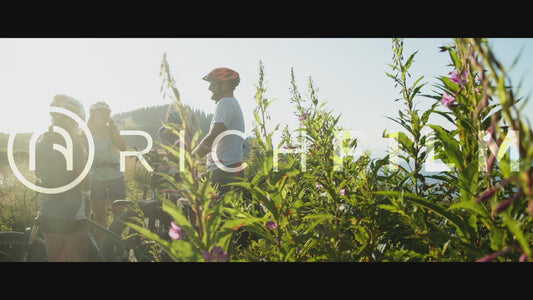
[34,94,92,262]
[87,101,127,244]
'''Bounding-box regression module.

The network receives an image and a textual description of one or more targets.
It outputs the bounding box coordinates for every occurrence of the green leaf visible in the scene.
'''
[458,160,480,202]
[302,213,334,234]
[448,201,490,219]
[378,204,410,218]
[428,124,464,170]
[404,51,418,70]
[489,227,507,252]
[124,221,177,261]
[502,213,531,257]
[161,197,202,247]
[431,109,456,125]
[373,190,468,238]
[253,110,263,126]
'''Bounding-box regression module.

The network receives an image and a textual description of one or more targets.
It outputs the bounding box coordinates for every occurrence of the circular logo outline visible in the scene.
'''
[211,129,248,172]
[7,107,95,194]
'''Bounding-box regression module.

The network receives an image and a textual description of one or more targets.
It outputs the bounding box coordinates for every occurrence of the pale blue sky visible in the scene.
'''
[1,38,531,156]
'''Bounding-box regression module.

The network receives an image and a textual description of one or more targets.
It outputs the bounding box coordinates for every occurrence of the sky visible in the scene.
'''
[1,38,532,157]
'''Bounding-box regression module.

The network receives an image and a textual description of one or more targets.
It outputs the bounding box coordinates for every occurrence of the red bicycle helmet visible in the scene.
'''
[202,67,240,86]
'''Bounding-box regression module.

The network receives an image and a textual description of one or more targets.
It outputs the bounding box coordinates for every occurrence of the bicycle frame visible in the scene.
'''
[9,150,177,262]
[18,215,155,262]
[84,216,155,262]
[20,220,42,262]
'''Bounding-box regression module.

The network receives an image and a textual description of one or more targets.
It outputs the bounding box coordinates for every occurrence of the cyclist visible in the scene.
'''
[34,94,92,262]
[191,67,245,198]
[87,101,127,244]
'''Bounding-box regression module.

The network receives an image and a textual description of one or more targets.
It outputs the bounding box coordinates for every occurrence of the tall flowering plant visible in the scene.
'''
[376,38,477,261]
[377,38,533,261]
[431,38,533,261]
[122,40,533,262]
[124,53,263,262]
[233,62,394,261]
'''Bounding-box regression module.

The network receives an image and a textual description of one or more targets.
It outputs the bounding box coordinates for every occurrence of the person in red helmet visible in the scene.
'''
[192,67,245,198]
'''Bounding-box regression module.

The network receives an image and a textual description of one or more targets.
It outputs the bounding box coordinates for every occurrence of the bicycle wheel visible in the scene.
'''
[0,232,47,262]
[100,209,140,262]
[101,207,172,262]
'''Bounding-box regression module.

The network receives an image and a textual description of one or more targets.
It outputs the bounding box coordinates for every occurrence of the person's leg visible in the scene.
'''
[108,176,127,221]
[230,163,244,195]
[209,163,244,198]
[209,168,225,199]
[41,218,66,262]
[90,180,109,243]
[64,224,89,262]
[43,232,65,262]
[92,200,107,226]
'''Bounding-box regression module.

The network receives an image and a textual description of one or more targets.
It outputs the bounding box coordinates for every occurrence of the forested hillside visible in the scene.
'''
[110,104,213,150]
[0,104,212,153]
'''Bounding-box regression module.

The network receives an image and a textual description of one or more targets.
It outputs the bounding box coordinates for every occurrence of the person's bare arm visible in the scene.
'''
[108,119,127,151]
[191,122,227,158]
[74,139,92,191]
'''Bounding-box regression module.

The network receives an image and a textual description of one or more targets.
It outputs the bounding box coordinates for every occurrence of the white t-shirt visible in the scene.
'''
[206,97,245,172]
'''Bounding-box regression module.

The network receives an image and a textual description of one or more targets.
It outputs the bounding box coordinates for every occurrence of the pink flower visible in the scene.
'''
[298,112,309,127]
[440,92,455,107]
[202,246,228,262]
[168,221,182,240]
[266,193,271,201]
[298,112,309,121]
[449,70,468,87]
[283,144,293,149]
[339,189,345,196]
[266,220,278,230]
[316,183,323,189]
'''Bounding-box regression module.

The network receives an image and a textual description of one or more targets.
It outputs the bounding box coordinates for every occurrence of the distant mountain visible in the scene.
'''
[0,104,211,157]
[110,104,213,150]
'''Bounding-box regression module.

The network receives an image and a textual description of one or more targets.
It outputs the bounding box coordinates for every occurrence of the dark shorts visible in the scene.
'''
[90,176,127,202]
[37,217,87,235]
[209,162,244,196]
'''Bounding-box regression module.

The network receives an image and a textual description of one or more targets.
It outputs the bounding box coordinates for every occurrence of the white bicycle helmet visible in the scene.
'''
[90,101,111,113]
[50,94,86,121]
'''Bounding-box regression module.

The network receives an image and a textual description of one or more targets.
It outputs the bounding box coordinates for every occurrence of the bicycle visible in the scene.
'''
[0,189,160,262]
[0,187,46,262]
[0,149,183,262]
[99,148,185,262]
